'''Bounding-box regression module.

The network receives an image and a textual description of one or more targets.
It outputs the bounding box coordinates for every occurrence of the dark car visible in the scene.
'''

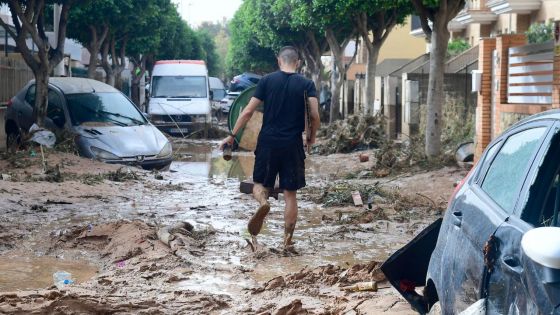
[5,78,172,170]
[229,72,261,92]
[383,110,560,314]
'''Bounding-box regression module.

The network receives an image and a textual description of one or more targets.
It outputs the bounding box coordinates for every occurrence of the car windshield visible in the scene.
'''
[66,92,146,127]
[152,76,207,98]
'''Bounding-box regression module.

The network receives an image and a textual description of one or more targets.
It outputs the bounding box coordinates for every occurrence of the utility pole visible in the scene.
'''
[53,4,65,76]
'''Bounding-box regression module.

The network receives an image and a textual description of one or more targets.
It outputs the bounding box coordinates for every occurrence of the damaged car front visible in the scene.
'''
[383,110,560,314]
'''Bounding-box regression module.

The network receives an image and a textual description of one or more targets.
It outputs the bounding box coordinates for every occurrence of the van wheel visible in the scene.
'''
[428,302,442,315]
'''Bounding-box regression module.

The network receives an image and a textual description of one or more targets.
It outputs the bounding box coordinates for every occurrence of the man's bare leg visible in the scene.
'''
[247,183,270,237]
[283,190,298,251]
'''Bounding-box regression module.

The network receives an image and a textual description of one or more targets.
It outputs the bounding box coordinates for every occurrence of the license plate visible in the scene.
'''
[170,128,189,133]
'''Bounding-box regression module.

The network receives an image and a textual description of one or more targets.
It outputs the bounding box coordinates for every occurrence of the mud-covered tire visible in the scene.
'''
[428,302,442,315]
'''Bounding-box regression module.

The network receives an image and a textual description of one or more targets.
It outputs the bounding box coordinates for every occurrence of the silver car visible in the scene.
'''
[5,78,172,170]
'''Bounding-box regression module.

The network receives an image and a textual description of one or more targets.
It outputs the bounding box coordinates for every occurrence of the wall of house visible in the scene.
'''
[377,16,427,63]
[532,0,560,23]
[465,23,492,45]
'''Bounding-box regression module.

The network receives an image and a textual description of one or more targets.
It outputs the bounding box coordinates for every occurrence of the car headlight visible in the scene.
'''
[90,146,120,160]
[156,142,172,158]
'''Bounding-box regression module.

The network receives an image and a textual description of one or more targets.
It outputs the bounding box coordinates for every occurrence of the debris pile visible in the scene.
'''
[317,115,386,155]
[305,181,446,215]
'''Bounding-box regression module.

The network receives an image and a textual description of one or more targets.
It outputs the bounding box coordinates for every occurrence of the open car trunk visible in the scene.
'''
[381,218,442,313]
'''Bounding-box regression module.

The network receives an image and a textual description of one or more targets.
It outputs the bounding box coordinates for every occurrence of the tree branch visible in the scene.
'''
[411,0,433,38]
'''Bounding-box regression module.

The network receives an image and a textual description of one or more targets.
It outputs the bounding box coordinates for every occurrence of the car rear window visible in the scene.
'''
[481,127,547,213]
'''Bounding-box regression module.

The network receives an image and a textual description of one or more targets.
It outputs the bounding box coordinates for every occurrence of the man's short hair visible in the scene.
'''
[278,46,299,65]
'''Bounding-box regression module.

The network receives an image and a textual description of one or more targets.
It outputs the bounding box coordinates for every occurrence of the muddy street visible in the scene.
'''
[0,139,466,314]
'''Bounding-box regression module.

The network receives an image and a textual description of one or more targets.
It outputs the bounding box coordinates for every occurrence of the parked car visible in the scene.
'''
[229,72,261,92]
[383,109,560,314]
[5,77,172,170]
[209,76,226,111]
[219,92,241,114]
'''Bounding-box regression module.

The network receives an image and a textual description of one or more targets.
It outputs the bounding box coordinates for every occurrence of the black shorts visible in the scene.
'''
[253,142,306,191]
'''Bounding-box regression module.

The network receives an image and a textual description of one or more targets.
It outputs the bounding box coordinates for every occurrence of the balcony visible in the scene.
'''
[486,0,542,15]
[455,0,497,25]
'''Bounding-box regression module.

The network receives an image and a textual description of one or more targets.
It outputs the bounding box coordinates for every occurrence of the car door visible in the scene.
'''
[44,88,67,131]
[478,122,553,315]
[491,122,560,315]
[19,84,36,131]
[438,122,550,314]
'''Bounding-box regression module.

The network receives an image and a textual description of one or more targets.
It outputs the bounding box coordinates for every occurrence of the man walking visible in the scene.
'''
[220,46,320,251]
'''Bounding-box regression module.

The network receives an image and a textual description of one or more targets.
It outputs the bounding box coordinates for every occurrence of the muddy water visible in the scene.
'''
[156,141,419,294]
[0,255,97,291]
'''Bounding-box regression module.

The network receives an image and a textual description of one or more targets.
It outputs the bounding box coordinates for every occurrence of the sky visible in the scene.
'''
[172,0,243,28]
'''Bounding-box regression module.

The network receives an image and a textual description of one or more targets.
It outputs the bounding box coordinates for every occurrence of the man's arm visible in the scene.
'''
[219,97,263,149]
[307,96,320,144]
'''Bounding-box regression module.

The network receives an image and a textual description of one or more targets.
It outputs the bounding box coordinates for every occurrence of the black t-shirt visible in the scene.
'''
[253,71,317,148]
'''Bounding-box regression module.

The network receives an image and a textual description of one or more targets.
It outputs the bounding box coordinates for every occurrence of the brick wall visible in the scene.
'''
[475,34,558,161]
[475,38,495,161]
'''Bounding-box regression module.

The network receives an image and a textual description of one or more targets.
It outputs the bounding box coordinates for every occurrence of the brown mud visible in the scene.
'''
[0,140,467,314]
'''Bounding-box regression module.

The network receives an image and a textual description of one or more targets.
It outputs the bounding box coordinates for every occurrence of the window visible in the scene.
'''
[65,92,146,127]
[47,89,65,128]
[481,127,547,213]
[25,85,36,105]
[475,140,501,182]
[151,76,207,98]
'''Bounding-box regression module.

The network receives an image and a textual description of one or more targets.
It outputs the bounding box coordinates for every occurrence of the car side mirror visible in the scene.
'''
[209,90,214,100]
[521,227,560,284]
[142,112,151,120]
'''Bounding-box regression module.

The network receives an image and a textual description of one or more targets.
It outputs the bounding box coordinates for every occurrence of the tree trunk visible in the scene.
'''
[425,20,450,158]
[364,43,380,115]
[87,46,98,78]
[32,66,50,127]
[131,77,140,106]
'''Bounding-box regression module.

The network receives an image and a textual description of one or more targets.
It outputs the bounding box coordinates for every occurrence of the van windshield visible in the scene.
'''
[151,76,207,98]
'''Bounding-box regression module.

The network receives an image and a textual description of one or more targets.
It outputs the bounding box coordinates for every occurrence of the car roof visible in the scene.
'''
[45,77,119,94]
[512,109,560,127]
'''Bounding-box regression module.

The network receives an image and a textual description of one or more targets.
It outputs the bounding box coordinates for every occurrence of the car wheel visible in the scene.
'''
[6,126,21,152]
[428,302,442,315]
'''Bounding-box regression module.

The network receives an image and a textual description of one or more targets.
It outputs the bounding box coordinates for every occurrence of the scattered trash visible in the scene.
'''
[53,271,74,289]
[154,173,164,180]
[359,153,369,162]
[340,281,378,292]
[29,124,56,148]
[317,114,386,155]
[351,191,363,207]
[116,261,126,268]
[455,142,474,163]
[1,174,12,181]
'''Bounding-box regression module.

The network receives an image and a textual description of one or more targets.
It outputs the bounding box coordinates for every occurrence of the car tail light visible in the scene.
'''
[448,167,475,205]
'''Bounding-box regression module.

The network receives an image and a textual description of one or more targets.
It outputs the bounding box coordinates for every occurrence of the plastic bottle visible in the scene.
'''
[53,271,74,289]
[223,143,232,161]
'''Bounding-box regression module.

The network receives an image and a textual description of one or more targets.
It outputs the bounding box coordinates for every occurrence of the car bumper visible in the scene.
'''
[106,156,173,170]
[151,122,208,135]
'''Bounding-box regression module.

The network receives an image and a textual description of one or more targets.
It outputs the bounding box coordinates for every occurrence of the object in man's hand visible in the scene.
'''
[223,143,232,161]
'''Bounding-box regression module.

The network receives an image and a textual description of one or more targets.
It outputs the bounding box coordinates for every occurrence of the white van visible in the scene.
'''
[148,60,211,135]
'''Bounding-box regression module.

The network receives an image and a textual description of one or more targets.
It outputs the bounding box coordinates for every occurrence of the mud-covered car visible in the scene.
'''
[5,78,172,170]
[383,110,560,314]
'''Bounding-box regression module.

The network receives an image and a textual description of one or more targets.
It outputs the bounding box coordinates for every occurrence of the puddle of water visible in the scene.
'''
[176,273,252,296]
[0,255,98,291]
